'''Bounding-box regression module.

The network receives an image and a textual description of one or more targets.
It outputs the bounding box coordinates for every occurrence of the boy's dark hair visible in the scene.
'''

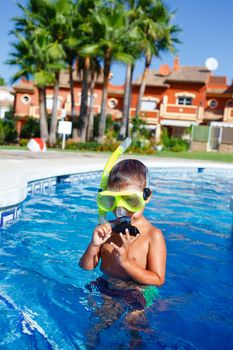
[108,159,148,189]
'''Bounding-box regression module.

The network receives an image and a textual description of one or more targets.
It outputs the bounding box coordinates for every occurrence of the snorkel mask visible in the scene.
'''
[97,137,151,236]
[97,190,148,213]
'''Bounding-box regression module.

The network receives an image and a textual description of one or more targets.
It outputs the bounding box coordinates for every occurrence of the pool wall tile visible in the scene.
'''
[0,207,20,228]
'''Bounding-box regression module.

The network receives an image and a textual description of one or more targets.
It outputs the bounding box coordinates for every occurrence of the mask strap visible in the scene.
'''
[145,167,150,188]
[144,167,151,200]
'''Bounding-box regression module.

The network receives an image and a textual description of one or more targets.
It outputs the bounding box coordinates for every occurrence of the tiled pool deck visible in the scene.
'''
[0,149,233,227]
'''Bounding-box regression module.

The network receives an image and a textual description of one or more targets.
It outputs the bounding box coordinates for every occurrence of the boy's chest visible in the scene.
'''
[101,234,149,267]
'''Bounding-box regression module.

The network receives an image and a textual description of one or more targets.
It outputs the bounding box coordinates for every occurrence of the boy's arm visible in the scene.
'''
[79,223,112,270]
[79,243,101,270]
[111,229,166,286]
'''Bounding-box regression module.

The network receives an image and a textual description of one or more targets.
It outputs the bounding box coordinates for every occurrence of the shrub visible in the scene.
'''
[19,138,29,147]
[20,117,40,139]
[0,111,18,144]
[66,140,99,151]
[129,116,156,153]
[170,144,186,152]
[161,128,189,152]
[131,115,151,140]
[93,114,120,139]
[0,122,5,144]
[97,141,121,152]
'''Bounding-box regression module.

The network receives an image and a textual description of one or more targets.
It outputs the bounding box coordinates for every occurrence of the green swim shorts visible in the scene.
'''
[142,285,160,308]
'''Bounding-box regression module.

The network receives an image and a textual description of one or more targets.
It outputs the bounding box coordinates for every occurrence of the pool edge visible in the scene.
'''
[0,157,233,227]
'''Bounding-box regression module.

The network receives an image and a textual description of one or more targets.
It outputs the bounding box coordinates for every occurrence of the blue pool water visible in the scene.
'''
[0,168,233,350]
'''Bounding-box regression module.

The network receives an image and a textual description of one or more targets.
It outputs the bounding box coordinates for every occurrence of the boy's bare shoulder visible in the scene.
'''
[147,224,165,243]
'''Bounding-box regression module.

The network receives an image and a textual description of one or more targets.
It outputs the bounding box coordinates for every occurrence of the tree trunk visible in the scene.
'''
[79,57,90,142]
[126,64,134,137]
[69,62,78,138]
[87,71,96,141]
[49,71,60,147]
[98,55,111,143]
[135,58,151,117]
[119,63,134,140]
[38,86,48,141]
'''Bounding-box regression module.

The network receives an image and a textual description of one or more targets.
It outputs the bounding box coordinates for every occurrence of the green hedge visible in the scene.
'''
[65,140,156,154]
[0,112,18,144]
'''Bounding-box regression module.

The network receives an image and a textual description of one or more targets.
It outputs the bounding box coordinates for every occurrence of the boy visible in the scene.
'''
[79,158,166,287]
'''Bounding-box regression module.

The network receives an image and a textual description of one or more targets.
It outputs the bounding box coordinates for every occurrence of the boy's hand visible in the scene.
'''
[110,229,139,265]
[91,223,112,247]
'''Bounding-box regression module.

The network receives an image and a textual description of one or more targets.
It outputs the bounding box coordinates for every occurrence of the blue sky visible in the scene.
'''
[0,0,232,86]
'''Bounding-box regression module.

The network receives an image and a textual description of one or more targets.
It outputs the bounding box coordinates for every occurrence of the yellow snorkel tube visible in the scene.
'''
[98,137,132,224]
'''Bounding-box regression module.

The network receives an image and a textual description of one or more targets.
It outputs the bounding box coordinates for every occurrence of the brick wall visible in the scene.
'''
[219,144,233,153]
[191,141,207,151]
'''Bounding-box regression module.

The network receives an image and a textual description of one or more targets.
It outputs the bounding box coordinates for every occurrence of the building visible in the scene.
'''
[13,57,233,151]
[0,86,14,119]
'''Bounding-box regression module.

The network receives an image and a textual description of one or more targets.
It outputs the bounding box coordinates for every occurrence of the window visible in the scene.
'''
[0,106,9,119]
[208,99,218,109]
[108,98,118,109]
[177,96,192,105]
[226,100,233,107]
[46,97,61,109]
[141,100,157,111]
[21,94,31,104]
[46,98,53,109]
[222,128,233,144]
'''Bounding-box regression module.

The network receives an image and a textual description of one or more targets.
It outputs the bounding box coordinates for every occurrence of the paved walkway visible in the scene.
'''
[0,149,233,209]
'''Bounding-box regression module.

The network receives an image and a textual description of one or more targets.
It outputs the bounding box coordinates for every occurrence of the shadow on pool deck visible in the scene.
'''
[0,149,109,160]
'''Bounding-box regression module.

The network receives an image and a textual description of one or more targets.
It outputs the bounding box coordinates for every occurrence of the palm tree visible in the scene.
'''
[77,55,101,142]
[0,76,6,86]
[10,0,70,144]
[87,57,101,141]
[47,43,66,146]
[79,56,90,142]
[7,27,55,141]
[135,0,181,116]
[118,1,144,139]
[63,38,81,138]
[81,3,134,142]
[75,0,101,141]
[119,64,135,139]
[26,0,74,146]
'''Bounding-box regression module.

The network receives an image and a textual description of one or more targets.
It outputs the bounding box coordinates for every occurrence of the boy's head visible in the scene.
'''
[97,159,151,219]
[108,159,149,191]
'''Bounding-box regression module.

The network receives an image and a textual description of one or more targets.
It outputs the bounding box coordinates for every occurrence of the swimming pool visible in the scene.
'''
[0,168,233,349]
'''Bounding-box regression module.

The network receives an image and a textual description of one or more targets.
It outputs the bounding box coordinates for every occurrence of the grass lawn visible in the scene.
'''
[153,150,233,163]
[0,145,28,150]
[0,145,232,163]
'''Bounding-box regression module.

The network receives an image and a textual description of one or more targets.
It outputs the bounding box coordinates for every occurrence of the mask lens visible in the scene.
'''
[123,194,143,211]
[98,195,115,211]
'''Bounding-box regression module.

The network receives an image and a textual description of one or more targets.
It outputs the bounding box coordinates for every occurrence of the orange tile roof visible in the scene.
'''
[165,66,210,84]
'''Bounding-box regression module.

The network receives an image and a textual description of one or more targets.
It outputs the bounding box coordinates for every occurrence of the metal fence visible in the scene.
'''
[192,126,209,142]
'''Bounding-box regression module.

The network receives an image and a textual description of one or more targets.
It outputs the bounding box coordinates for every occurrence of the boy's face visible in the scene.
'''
[108,182,148,219]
